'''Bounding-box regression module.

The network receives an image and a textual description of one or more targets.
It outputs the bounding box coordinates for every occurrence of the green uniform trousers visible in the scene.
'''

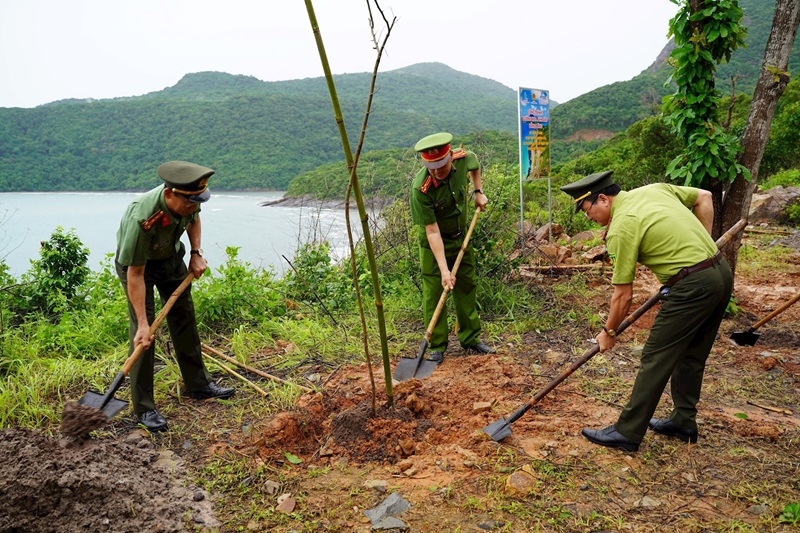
[614,258,733,442]
[419,237,481,352]
[115,247,211,416]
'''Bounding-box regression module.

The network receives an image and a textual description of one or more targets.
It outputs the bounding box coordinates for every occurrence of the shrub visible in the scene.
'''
[14,228,90,320]
[195,246,286,330]
[282,242,355,311]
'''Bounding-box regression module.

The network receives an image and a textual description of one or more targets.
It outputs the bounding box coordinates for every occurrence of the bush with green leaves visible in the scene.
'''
[362,201,420,301]
[785,202,800,226]
[663,0,750,188]
[282,242,355,311]
[194,246,287,330]
[14,227,90,320]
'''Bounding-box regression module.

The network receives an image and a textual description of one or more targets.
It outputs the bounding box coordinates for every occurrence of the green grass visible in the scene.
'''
[736,242,796,276]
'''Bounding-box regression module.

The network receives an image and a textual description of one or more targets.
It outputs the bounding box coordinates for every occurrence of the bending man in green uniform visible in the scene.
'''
[560,171,733,452]
[115,161,235,432]
[409,132,496,364]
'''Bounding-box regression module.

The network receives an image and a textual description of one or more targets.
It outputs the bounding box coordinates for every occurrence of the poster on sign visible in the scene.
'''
[518,88,551,181]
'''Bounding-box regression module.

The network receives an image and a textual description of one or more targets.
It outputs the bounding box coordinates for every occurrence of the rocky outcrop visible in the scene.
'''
[749,186,800,223]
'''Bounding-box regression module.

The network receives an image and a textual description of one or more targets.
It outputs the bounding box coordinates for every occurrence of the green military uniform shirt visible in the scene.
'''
[606,183,717,285]
[409,149,480,245]
[116,185,200,266]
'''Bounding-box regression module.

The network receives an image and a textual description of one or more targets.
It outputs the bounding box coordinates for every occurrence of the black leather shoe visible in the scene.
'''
[139,409,168,432]
[581,425,640,452]
[425,350,444,363]
[648,418,698,443]
[463,342,496,354]
[187,381,236,400]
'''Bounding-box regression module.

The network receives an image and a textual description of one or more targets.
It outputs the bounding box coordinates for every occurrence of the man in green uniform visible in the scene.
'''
[560,171,733,452]
[115,160,234,432]
[409,132,496,363]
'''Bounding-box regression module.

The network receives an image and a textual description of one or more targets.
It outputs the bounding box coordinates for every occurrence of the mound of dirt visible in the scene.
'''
[0,428,218,532]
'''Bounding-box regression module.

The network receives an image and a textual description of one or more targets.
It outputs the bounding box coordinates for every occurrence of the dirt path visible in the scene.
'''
[1,235,798,532]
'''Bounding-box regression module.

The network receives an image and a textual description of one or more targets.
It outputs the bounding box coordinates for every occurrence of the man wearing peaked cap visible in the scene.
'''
[157,160,214,203]
[559,170,615,213]
[558,171,733,452]
[114,160,234,432]
[408,132,496,365]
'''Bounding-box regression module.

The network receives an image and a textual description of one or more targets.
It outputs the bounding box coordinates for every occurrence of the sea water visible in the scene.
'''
[0,191,359,278]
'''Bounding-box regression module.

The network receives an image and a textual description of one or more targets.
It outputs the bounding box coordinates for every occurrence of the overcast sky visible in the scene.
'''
[0,0,679,109]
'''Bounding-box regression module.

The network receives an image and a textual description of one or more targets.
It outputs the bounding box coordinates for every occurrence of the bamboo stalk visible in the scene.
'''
[202,344,313,393]
[303,0,395,407]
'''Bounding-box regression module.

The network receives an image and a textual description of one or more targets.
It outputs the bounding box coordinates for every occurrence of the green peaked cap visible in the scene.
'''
[157,160,215,203]
[559,170,615,213]
[414,132,453,152]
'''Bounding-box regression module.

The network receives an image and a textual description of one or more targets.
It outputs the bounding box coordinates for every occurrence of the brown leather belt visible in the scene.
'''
[667,251,722,286]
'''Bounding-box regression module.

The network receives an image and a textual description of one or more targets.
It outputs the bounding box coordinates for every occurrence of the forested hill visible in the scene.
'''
[1,0,796,193]
[550,0,800,150]
[0,63,517,192]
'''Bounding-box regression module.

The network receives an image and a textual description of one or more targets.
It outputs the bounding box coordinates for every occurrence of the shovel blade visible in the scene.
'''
[78,390,129,419]
[731,330,761,346]
[482,417,513,442]
[392,356,441,382]
[392,356,423,382]
[413,359,440,380]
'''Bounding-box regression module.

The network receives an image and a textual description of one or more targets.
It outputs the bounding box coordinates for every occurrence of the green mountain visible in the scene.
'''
[0,64,516,192]
[0,0,795,193]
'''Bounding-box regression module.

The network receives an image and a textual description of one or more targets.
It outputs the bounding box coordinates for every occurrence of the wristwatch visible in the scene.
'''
[603,326,617,338]
[190,248,204,257]
[474,188,483,194]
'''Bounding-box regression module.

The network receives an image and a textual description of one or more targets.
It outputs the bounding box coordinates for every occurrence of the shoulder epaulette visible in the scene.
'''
[141,210,165,231]
[451,148,468,160]
[420,175,434,194]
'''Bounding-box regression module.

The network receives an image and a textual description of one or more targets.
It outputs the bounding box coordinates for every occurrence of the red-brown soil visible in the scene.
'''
[564,129,617,142]
[1,232,798,532]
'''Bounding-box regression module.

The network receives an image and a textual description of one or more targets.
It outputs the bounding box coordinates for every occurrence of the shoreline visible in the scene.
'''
[259,195,396,210]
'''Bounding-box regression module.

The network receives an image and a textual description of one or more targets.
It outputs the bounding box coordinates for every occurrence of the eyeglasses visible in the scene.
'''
[582,198,597,218]
[173,192,197,209]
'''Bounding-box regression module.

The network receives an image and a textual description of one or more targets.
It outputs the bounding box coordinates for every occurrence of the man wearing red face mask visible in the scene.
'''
[115,161,234,432]
[409,133,496,365]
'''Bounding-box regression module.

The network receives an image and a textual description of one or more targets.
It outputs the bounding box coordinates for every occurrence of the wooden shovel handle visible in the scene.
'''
[751,291,800,330]
[121,272,195,375]
[488,218,750,432]
[424,209,482,340]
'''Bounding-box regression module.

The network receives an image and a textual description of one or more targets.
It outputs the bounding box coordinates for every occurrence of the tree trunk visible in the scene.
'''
[720,0,800,277]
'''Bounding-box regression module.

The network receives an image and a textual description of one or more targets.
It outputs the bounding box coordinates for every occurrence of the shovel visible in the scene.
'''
[393,209,482,382]
[483,218,747,442]
[76,272,195,419]
[731,291,800,346]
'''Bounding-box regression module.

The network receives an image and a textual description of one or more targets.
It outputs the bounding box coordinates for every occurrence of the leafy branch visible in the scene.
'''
[663,0,752,187]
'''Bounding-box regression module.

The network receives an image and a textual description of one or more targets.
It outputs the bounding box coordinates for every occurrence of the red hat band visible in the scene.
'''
[420,144,451,163]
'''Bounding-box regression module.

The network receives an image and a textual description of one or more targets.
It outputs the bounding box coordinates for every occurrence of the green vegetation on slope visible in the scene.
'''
[554,77,800,190]
[286,130,519,201]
